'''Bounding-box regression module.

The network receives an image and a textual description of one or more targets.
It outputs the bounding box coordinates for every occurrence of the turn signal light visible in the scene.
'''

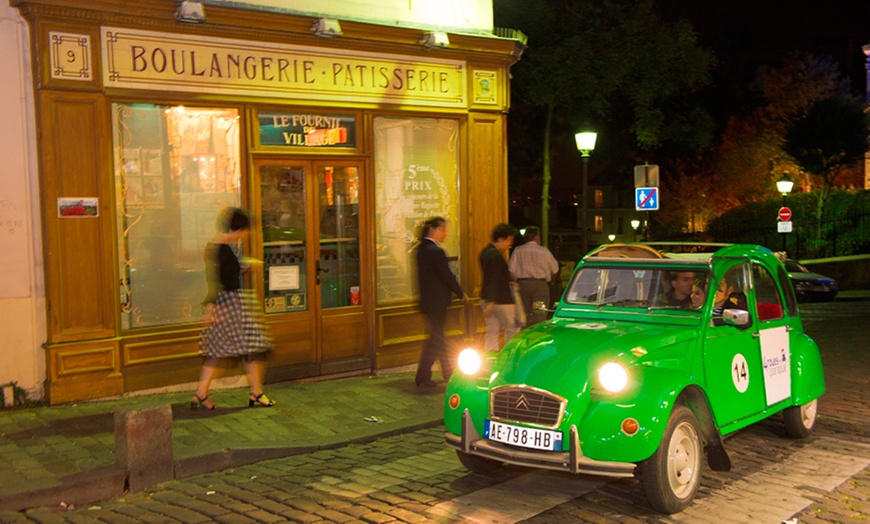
[448,394,460,409]
[621,418,639,436]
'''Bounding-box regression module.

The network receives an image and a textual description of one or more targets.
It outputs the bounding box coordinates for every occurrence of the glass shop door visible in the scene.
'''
[257,159,366,365]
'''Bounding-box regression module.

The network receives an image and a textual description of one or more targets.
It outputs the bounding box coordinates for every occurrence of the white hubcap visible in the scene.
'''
[668,421,700,498]
[801,399,818,428]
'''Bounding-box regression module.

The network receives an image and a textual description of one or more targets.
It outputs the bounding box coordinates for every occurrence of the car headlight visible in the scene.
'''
[598,362,628,393]
[458,348,482,375]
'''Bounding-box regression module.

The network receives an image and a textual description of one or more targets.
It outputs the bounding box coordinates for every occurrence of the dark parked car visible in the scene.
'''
[784,259,839,301]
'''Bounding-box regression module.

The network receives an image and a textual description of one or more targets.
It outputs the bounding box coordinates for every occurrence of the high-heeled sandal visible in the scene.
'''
[191,394,215,410]
[248,392,275,407]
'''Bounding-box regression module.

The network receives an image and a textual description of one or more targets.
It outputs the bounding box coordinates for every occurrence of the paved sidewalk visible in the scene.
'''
[834,289,870,301]
[0,370,444,512]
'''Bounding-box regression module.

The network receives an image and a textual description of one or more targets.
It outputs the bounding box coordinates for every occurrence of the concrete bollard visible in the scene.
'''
[114,404,174,492]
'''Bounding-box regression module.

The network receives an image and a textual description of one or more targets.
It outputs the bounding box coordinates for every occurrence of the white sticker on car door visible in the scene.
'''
[759,326,790,405]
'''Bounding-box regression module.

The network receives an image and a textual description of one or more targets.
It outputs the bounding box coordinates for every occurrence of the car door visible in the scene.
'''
[751,261,792,408]
[703,262,768,430]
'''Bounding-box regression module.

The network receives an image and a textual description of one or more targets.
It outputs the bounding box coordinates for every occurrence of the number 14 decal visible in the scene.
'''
[731,353,750,393]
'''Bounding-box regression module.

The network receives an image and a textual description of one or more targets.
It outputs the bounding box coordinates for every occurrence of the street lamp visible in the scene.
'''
[608,233,616,243]
[776,173,794,252]
[575,131,597,255]
[630,219,640,242]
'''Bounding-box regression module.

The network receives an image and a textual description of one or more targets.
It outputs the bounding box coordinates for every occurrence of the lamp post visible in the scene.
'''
[608,233,616,243]
[776,173,794,252]
[630,219,640,242]
[575,131,597,255]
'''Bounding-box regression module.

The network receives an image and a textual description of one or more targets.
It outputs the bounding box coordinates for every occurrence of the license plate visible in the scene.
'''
[484,420,563,451]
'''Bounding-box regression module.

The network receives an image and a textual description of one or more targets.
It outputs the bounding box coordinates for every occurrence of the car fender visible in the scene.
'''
[790,333,825,405]
[571,365,697,464]
[444,373,490,437]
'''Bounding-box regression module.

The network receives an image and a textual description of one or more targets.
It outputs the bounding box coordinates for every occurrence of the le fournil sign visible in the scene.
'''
[259,111,357,148]
[101,27,466,108]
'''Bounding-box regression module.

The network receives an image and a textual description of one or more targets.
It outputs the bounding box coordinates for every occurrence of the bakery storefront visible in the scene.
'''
[13,0,521,403]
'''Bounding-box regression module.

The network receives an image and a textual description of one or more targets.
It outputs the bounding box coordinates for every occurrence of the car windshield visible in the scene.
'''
[564,266,711,310]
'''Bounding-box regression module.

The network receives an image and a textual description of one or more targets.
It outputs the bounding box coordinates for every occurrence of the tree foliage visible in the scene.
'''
[709,54,857,215]
[784,95,870,243]
[496,0,713,246]
[784,96,870,184]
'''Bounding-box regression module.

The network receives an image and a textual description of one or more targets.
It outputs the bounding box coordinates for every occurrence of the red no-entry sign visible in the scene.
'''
[778,207,792,221]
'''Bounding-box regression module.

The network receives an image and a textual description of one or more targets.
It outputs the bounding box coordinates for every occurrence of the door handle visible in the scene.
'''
[315,259,329,285]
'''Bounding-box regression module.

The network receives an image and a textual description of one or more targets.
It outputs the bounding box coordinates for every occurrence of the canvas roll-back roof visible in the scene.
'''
[582,243,782,269]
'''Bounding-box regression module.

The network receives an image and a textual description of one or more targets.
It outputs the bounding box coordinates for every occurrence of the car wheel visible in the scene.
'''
[641,405,702,514]
[783,398,818,439]
[455,450,501,473]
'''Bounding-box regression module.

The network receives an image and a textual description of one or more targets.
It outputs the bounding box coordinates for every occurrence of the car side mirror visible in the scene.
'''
[722,308,750,327]
[533,300,554,313]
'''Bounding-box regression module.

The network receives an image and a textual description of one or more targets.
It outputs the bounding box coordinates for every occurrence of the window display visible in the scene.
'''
[373,117,460,304]
[112,103,241,328]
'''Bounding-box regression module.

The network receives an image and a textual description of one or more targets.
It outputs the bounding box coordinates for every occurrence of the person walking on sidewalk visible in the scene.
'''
[415,217,468,387]
[509,226,560,326]
[193,207,275,409]
[480,223,519,351]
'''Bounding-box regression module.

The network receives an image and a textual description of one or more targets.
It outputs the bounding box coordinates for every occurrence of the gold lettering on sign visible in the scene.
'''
[102,27,466,108]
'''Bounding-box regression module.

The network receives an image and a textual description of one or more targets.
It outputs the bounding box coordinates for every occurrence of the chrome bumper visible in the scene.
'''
[445,409,636,478]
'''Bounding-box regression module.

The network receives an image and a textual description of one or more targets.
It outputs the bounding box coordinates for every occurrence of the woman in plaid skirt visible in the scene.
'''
[192,208,275,409]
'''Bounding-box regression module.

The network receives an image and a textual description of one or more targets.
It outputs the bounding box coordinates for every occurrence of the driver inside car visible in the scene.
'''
[657,271,697,308]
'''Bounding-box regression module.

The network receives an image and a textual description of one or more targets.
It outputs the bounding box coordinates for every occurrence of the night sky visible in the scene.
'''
[498,0,870,206]
[659,0,870,97]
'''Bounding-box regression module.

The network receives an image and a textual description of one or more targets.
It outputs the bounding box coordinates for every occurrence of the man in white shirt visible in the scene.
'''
[509,226,560,326]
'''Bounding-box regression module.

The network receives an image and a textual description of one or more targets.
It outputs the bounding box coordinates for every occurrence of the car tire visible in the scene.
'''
[455,450,501,473]
[783,398,818,439]
[641,405,703,514]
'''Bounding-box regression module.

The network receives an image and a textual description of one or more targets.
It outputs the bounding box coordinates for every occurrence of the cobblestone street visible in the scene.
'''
[4,420,868,523]
[0,300,867,523]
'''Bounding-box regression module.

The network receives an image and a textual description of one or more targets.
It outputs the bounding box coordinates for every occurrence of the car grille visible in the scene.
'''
[490,386,565,428]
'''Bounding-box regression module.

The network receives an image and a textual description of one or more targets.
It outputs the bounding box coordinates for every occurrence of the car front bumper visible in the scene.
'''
[444,409,636,478]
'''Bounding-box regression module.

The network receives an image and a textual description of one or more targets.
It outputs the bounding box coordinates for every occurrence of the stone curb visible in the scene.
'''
[0,417,443,512]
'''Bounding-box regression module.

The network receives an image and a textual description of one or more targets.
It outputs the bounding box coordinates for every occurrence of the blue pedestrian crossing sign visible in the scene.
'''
[636,187,659,211]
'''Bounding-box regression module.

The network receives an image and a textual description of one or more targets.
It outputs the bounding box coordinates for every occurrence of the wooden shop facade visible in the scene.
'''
[11,0,523,403]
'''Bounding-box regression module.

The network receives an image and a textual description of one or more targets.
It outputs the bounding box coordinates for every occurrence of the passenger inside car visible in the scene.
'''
[691,278,708,309]
[712,267,748,325]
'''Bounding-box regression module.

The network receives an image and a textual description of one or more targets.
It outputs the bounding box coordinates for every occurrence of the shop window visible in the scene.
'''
[112,103,241,329]
[373,117,460,305]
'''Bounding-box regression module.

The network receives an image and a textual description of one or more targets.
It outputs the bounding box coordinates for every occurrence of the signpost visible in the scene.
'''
[777,207,792,245]
[634,164,659,187]
[633,165,661,242]
[635,187,659,211]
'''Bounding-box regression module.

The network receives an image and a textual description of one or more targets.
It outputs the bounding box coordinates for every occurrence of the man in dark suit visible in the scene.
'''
[415,217,468,386]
